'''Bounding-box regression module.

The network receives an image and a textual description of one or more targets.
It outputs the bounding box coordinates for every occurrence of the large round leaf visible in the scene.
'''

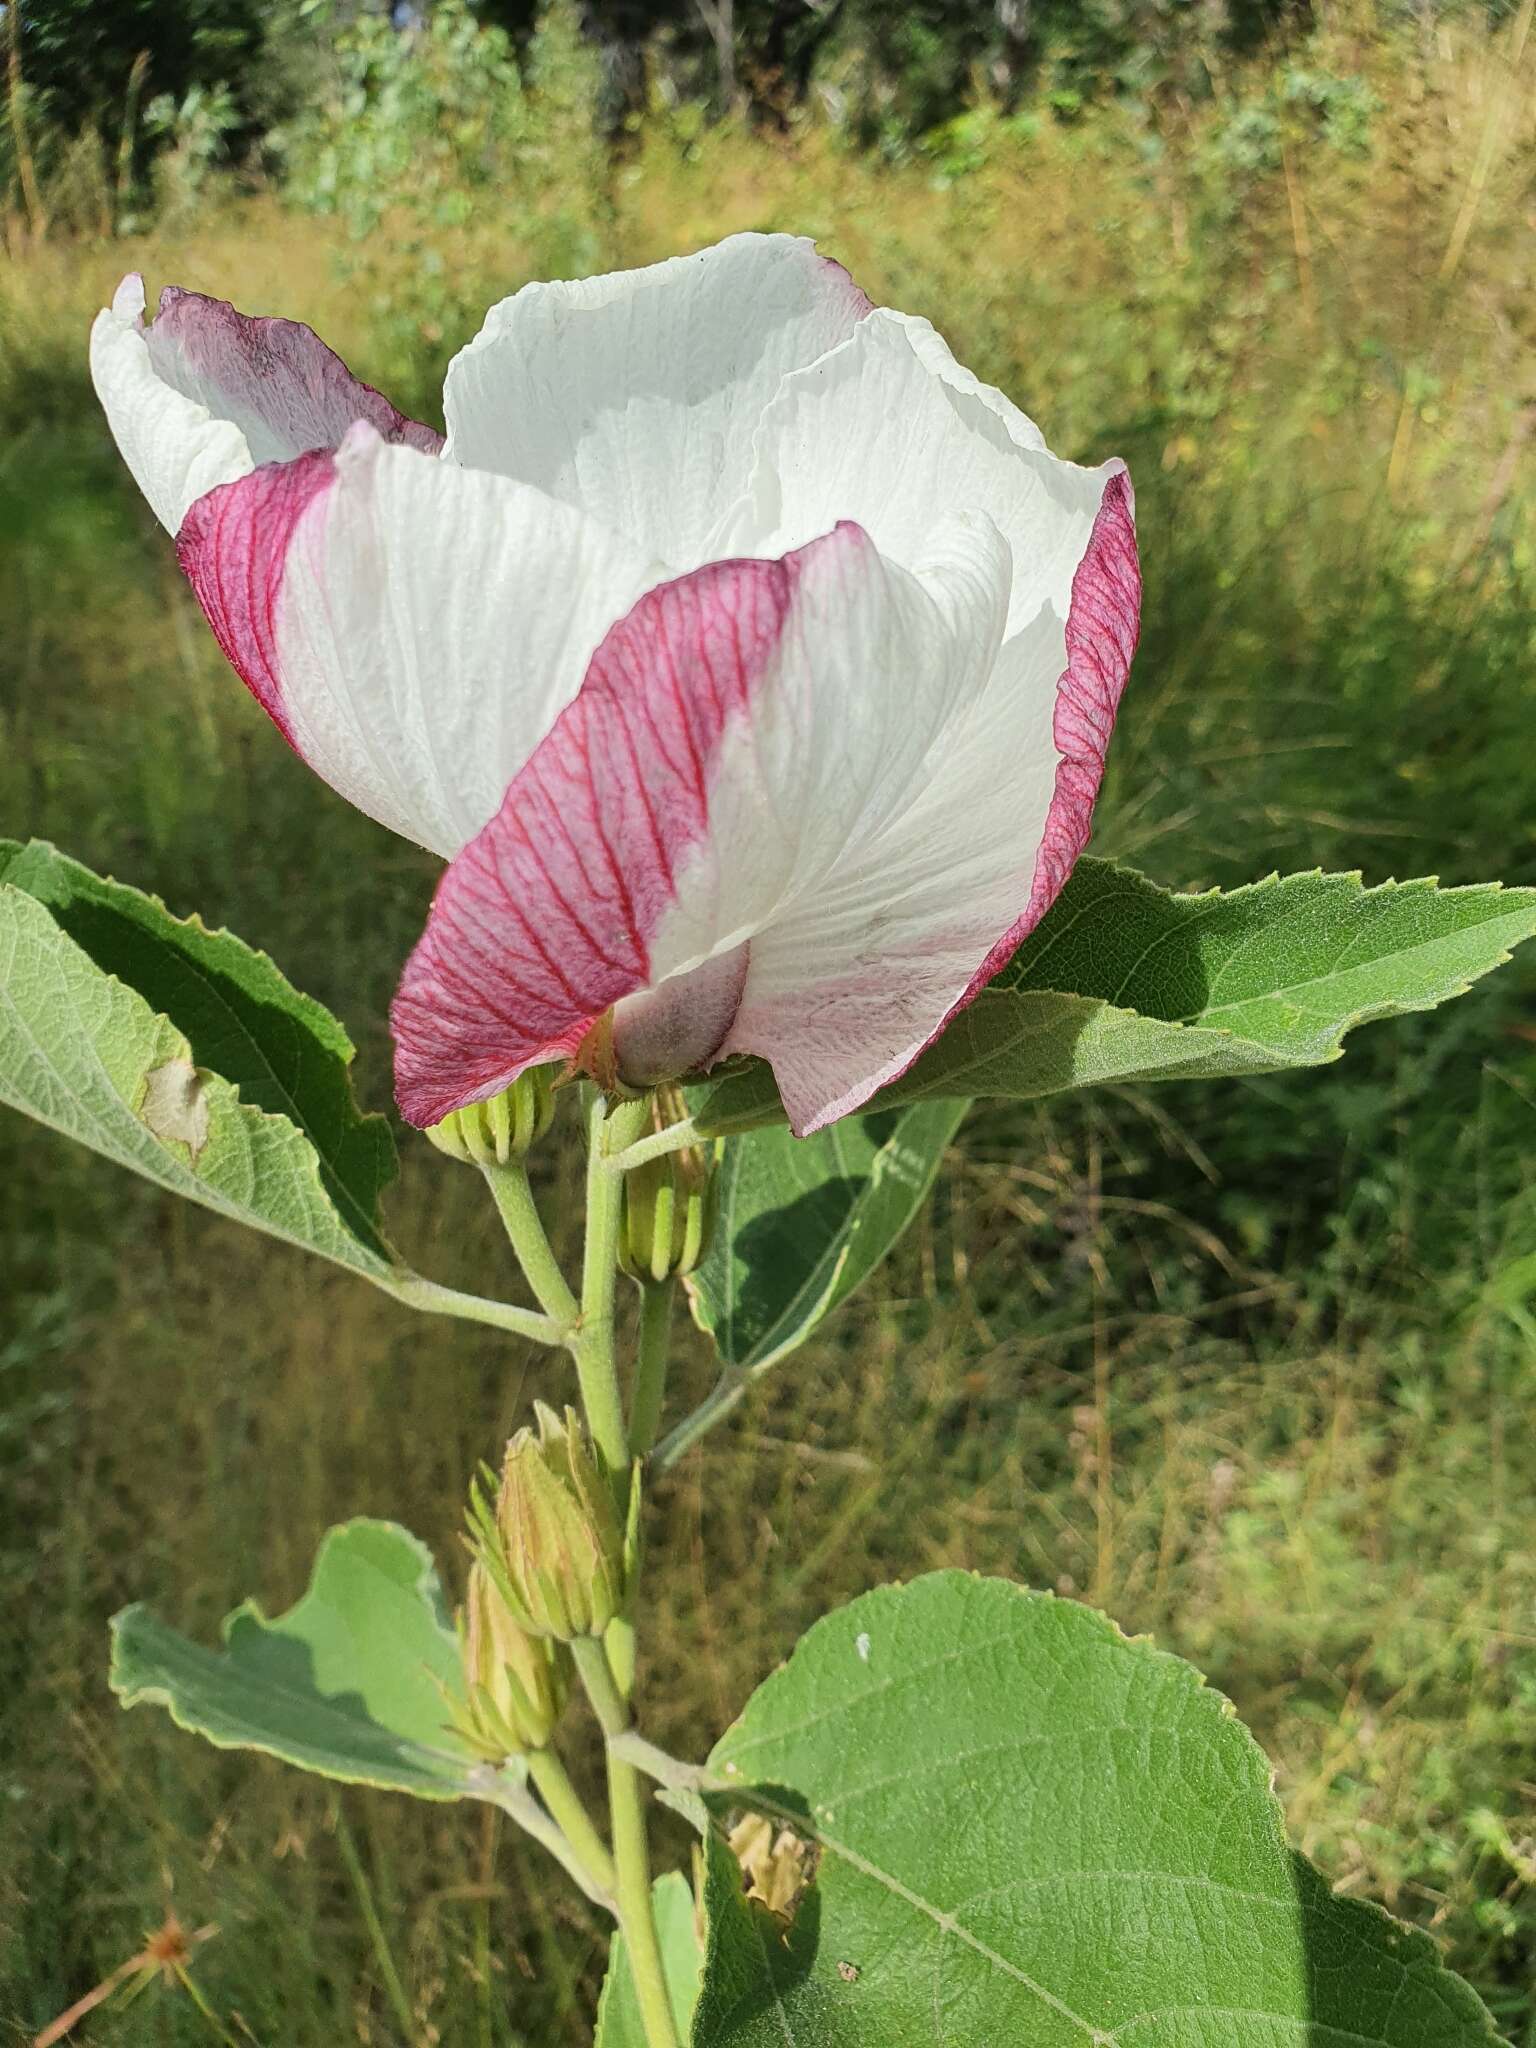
[696,1573,1496,2045]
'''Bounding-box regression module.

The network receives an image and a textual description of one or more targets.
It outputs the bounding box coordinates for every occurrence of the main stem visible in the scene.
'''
[573,1637,681,2048]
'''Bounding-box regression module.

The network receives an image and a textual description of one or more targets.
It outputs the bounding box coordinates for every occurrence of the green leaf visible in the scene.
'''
[110,1519,477,1800]
[693,863,1536,1131]
[0,838,397,1278]
[695,1572,1496,2046]
[687,1100,966,1372]
[596,1872,704,2047]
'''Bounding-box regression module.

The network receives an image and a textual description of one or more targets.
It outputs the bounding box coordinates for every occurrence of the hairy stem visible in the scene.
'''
[572,1637,681,2048]
[382,1272,570,1347]
[526,1748,618,1899]
[477,1767,616,1912]
[609,1729,708,1796]
[629,1280,675,1457]
[575,1092,651,1478]
[481,1158,581,1327]
[604,1114,703,1175]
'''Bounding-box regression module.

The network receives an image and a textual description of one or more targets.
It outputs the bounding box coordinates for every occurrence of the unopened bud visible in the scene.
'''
[617,1097,717,1284]
[469,1405,638,1641]
[425,1067,556,1167]
[452,1558,569,1757]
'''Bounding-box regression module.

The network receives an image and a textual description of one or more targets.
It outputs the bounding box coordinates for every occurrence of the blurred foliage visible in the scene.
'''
[2,0,1504,239]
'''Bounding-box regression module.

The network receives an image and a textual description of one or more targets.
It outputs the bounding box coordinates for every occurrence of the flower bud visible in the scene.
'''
[617,1145,716,1283]
[470,1405,637,1641]
[454,1557,569,1757]
[425,1067,556,1167]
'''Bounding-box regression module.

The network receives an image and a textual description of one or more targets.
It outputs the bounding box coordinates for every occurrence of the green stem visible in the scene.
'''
[571,1638,681,2048]
[629,1280,675,1457]
[481,1159,581,1328]
[609,1729,707,1796]
[477,1769,614,1911]
[652,1367,750,1472]
[526,1748,618,1899]
[382,1272,569,1347]
[575,1092,651,1479]
[332,1796,417,2043]
[604,1115,703,1175]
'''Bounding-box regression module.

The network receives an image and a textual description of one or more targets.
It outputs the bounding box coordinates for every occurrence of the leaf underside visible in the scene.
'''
[694,862,1536,1133]
[694,1573,1497,2046]
[0,837,398,1277]
[686,1098,967,1371]
[110,1520,476,1800]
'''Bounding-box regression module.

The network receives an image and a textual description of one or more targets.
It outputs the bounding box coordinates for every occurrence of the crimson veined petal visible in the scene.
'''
[392,466,1138,1138]
[177,424,664,857]
[89,274,441,536]
[390,515,1016,1132]
[440,232,871,572]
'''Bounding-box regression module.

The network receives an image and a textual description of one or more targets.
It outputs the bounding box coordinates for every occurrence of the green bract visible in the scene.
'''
[472,1404,637,1641]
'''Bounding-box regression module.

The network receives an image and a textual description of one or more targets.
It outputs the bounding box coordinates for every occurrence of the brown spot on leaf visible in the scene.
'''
[728,1812,818,1933]
[140,1060,210,1163]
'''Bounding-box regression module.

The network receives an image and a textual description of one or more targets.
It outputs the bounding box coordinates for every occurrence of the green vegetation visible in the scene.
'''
[2,2,1535,2041]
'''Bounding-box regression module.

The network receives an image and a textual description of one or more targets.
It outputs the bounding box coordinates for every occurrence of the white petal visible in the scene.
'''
[441,232,870,568]
[90,276,253,534]
[177,425,664,857]
[741,308,1115,635]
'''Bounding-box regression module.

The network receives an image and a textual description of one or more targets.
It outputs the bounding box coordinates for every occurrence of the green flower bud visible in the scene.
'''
[425,1067,556,1167]
[454,1557,569,1758]
[617,1118,718,1285]
[469,1405,637,1642]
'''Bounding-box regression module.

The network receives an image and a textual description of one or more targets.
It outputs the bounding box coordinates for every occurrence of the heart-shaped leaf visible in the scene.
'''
[111,1520,476,1800]
[596,1872,704,2047]
[693,863,1536,1132]
[694,1573,1496,2045]
[687,1100,966,1373]
[0,838,397,1279]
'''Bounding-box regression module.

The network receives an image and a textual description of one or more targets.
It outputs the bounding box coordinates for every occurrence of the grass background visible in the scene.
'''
[3,9,1536,2042]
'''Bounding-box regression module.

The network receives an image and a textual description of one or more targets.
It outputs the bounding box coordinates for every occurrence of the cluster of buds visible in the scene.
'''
[617,1090,718,1285]
[468,1404,640,1644]
[451,1558,570,1760]
[426,1066,556,1167]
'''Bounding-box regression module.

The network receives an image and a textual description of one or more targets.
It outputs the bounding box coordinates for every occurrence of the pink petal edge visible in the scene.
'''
[924,463,1141,1036]
[753,462,1139,1137]
[152,286,444,459]
[175,449,337,749]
